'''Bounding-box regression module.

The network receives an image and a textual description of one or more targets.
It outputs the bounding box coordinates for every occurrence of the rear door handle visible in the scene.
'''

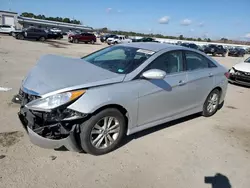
[178,80,186,86]
[209,73,214,77]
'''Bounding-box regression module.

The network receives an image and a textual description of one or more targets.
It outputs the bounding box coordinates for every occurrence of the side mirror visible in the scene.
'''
[142,69,166,80]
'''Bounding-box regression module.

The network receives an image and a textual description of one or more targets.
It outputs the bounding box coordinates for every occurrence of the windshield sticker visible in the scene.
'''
[118,69,124,73]
[137,49,155,55]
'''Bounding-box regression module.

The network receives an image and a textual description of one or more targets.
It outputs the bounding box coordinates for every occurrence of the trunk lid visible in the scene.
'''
[22,54,125,96]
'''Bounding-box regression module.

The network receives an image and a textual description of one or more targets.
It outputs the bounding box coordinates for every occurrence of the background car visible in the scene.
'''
[180,43,204,52]
[100,34,117,42]
[18,43,228,155]
[45,29,63,40]
[204,44,227,56]
[13,27,47,41]
[68,32,96,44]
[228,48,245,57]
[132,37,159,43]
[106,35,132,45]
[0,25,15,35]
[228,57,250,86]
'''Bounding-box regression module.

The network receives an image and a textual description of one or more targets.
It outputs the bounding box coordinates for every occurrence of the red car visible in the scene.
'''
[68,33,96,44]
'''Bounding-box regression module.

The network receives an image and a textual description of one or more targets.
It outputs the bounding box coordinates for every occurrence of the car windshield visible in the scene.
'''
[82,45,154,74]
[244,57,250,63]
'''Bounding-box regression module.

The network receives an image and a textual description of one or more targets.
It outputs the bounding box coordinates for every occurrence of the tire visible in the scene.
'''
[17,34,24,40]
[202,89,220,117]
[90,40,95,44]
[73,38,79,43]
[222,53,226,57]
[114,41,118,45]
[212,53,216,56]
[39,36,46,42]
[79,108,126,155]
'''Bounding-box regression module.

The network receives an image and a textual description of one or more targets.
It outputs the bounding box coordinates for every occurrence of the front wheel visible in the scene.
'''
[202,89,220,117]
[16,34,24,40]
[73,38,79,43]
[39,36,46,42]
[79,108,126,155]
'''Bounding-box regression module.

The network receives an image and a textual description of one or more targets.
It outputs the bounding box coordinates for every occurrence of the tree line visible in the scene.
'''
[20,12,81,25]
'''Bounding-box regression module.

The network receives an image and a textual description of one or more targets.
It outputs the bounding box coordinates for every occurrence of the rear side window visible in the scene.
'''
[185,51,217,71]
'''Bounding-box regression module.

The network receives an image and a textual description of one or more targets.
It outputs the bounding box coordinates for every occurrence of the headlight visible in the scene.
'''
[26,90,86,111]
[229,68,235,74]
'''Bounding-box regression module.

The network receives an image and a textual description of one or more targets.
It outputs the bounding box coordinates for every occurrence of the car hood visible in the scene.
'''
[22,54,125,96]
[233,62,250,73]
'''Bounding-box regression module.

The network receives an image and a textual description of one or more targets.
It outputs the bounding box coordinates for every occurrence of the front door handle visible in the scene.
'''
[178,80,186,86]
[209,73,214,77]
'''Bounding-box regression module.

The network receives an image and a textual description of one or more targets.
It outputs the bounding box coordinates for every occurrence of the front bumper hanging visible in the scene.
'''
[18,106,82,152]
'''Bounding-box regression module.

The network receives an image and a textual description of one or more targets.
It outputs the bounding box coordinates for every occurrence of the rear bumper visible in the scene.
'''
[18,107,82,152]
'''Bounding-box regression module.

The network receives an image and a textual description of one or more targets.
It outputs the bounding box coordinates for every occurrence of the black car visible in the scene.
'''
[204,44,227,56]
[100,34,117,42]
[228,48,245,57]
[180,43,204,52]
[13,27,47,41]
[46,30,63,40]
[132,37,158,42]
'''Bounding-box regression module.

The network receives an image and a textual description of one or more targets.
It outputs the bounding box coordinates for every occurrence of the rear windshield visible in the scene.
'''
[82,45,154,74]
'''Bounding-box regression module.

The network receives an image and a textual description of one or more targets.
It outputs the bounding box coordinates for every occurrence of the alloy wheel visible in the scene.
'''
[90,116,120,149]
[207,93,219,113]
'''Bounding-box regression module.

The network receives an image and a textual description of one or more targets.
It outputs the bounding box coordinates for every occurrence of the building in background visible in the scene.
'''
[0,10,19,28]
[0,10,93,32]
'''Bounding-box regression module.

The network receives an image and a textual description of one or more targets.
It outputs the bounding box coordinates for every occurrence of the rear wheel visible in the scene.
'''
[202,89,220,117]
[79,108,126,155]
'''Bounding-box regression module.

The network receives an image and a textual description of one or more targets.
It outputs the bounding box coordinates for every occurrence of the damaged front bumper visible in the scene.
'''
[18,104,85,152]
[228,73,250,87]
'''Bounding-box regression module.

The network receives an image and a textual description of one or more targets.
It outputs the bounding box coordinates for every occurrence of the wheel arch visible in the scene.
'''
[91,104,129,132]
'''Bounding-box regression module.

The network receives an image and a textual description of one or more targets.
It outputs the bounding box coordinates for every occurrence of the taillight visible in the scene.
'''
[224,72,230,78]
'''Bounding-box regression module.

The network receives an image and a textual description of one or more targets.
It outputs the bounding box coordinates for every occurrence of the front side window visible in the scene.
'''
[82,46,154,74]
[146,51,184,74]
[185,51,216,71]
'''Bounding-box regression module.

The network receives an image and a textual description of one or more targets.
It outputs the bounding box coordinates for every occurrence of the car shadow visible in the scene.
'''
[118,113,201,149]
[150,79,172,91]
[204,173,232,188]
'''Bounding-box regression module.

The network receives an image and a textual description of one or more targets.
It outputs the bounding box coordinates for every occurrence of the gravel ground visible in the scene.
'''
[0,35,250,188]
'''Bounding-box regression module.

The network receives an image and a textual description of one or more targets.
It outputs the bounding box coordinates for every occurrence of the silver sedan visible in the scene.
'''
[18,43,228,155]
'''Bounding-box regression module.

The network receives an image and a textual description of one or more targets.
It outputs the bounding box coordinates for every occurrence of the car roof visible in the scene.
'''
[120,42,186,52]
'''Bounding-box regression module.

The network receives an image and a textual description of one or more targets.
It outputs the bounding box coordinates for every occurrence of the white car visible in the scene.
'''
[228,57,250,86]
[0,25,15,35]
[107,36,132,45]
[50,28,62,33]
